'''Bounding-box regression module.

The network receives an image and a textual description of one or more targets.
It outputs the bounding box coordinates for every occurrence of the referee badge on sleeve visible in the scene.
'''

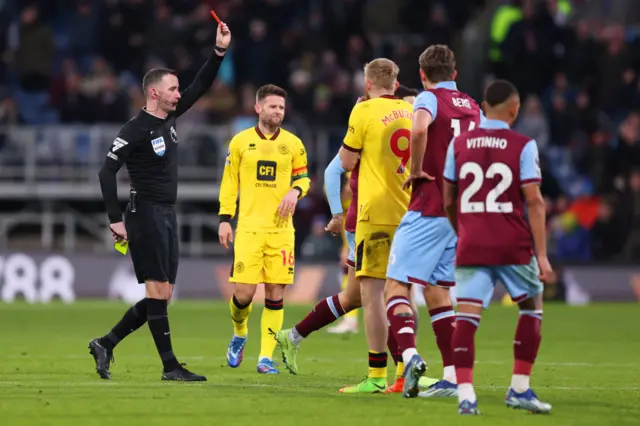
[151,136,166,156]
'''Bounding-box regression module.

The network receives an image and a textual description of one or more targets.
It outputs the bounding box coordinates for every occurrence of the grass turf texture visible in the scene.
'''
[0,301,638,426]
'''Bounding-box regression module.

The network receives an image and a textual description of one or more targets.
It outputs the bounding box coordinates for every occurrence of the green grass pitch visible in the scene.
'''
[0,301,639,426]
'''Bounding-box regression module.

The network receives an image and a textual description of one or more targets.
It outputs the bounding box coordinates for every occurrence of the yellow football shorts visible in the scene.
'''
[229,230,295,285]
[354,222,397,280]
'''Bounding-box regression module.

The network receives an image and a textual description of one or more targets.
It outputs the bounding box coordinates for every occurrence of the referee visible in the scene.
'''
[89,23,231,381]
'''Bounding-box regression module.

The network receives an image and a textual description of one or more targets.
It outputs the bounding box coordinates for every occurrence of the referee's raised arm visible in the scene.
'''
[174,23,231,118]
[89,21,232,383]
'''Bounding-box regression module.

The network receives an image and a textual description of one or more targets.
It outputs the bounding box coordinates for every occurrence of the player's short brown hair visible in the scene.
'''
[256,84,287,102]
[142,68,177,97]
[364,58,400,91]
[418,45,456,83]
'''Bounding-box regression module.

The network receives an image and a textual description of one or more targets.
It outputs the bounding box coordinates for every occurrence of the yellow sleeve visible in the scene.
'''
[291,138,311,199]
[343,104,366,152]
[218,137,241,218]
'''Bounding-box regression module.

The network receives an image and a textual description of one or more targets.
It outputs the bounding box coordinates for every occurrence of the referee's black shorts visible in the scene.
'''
[125,201,179,284]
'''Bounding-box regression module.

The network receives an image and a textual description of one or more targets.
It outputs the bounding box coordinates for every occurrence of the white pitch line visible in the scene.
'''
[1,354,637,368]
[0,381,637,391]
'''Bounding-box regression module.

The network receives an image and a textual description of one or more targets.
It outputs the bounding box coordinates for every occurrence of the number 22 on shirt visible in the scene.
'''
[460,161,513,214]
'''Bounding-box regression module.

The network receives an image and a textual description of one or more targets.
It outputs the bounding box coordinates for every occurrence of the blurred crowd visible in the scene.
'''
[1,0,640,262]
[0,0,483,128]
[488,0,640,262]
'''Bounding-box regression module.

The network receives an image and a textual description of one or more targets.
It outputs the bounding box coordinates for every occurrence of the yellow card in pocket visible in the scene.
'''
[114,241,128,255]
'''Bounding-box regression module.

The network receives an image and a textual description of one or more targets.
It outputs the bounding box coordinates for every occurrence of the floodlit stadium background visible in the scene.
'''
[0,0,640,303]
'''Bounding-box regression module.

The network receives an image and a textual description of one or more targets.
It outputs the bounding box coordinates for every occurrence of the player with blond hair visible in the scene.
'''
[278,58,413,393]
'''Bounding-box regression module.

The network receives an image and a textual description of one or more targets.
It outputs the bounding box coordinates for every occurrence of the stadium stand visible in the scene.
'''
[0,0,639,262]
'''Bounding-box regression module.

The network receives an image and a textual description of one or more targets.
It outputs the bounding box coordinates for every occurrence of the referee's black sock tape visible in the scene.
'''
[146,298,180,371]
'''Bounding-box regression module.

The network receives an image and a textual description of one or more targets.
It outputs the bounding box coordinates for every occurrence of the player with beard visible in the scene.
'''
[219,84,311,375]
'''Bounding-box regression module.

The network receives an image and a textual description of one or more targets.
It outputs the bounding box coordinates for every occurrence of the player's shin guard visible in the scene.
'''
[294,294,346,339]
[511,310,542,392]
[229,295,252,337]
[452,313,481,403]
[259,298,284,360]
[99,297,148,350]
[146,298,180,372]
[429,305,457,383]
[386,296,417,365]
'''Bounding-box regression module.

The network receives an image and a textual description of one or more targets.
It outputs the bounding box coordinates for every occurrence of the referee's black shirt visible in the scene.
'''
[98,51,224,224]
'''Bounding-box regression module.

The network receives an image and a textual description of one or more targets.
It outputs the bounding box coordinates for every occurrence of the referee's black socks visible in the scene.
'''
[146,298,181,372]
[99,298,148,350]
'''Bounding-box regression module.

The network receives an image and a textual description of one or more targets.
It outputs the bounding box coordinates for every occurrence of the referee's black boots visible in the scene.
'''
[161,364,207,381]
[88,338,114,379]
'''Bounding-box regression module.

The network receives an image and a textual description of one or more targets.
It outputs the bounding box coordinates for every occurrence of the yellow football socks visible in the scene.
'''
[230,295,252,337]
[396,361,405,378]
[368,351,388,379]
[259,299,284,360]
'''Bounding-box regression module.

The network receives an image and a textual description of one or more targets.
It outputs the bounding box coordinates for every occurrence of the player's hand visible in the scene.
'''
[110,222,127,243]
[216,23,231,49]
[277,189,299,218]
[537,256,555,284]
[325,213,343,236]
[403,171,435,190]
[218,222,234,249]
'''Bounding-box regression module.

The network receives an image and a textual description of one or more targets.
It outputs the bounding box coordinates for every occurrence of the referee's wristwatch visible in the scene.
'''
[214,45,227,55]
[219,215,231,223]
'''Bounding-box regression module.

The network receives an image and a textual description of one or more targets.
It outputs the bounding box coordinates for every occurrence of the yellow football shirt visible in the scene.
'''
[219,126,311,232]
[343,95,412,225]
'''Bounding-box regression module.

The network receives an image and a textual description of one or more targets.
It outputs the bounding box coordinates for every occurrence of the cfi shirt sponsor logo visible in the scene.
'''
[151,136,166,156]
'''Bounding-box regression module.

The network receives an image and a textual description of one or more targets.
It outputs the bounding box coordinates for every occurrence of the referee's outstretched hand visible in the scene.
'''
[110,222,127,242]
[219,222,234,249]
[216,22,231,49]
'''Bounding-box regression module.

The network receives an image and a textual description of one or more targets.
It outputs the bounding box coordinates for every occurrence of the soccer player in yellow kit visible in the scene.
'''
[218,84,310,374]
[338,58,413,393]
